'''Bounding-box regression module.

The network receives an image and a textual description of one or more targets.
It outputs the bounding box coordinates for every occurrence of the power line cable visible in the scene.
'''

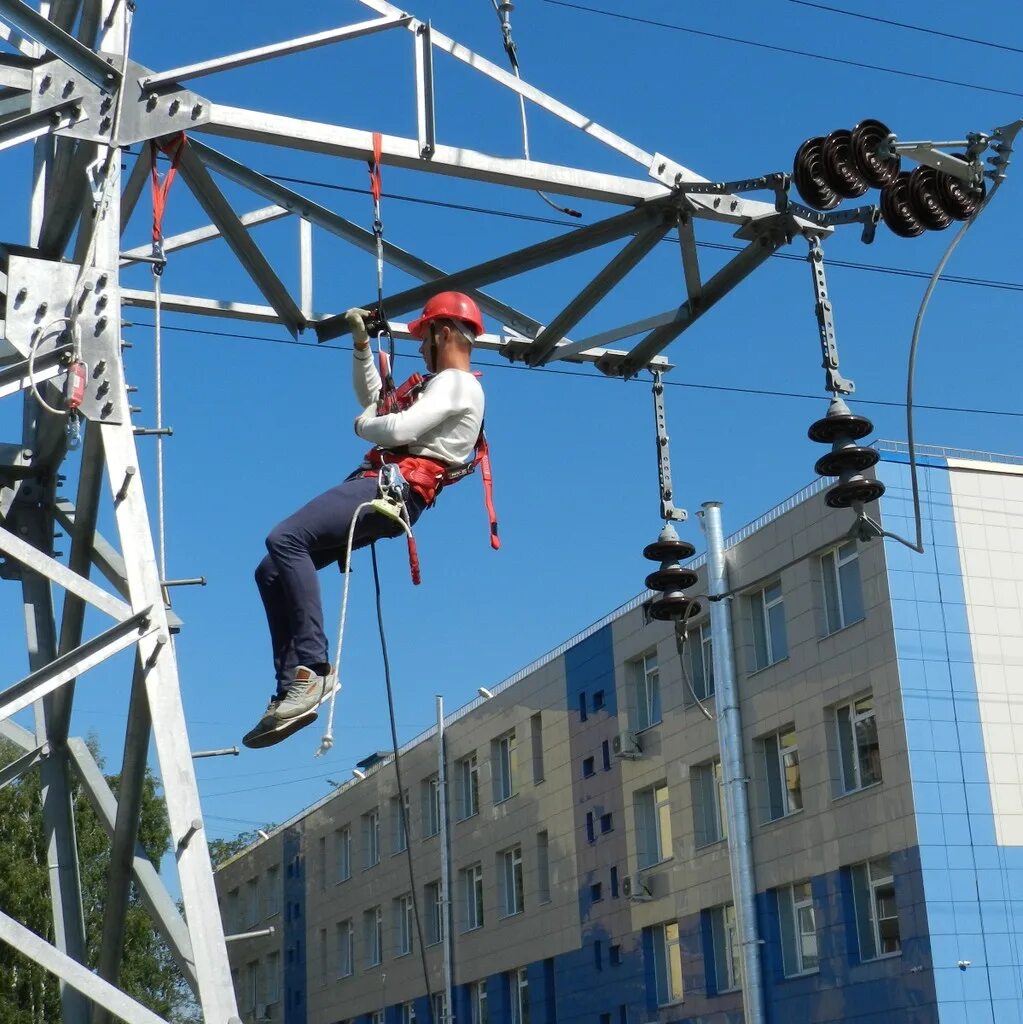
[784,0,1023,57]
[540,0,1023,99]
[128,318,1023,420]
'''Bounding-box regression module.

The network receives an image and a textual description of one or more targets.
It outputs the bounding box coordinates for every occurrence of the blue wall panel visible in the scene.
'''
[284,824,308,1024]
[882,454,1023,1024]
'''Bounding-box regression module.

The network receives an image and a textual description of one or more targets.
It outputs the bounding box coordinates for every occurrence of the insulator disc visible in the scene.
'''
[907,166,953,231]
[821,129,869,199]
[643,538,696,563]
[815,445,880,478]
[935,156,986,220]
[880,172,925,238]
[649,594,702,622]
[645,567,700,592]
[807,413,874,444]
[850,118,900,189]
[826,478,886,509]
[793,137,841,211]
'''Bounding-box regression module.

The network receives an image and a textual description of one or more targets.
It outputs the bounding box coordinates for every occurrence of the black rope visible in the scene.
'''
[371,542,437,1024]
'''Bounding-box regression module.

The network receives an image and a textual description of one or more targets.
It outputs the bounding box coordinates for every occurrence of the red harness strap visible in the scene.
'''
[150,133,187,249]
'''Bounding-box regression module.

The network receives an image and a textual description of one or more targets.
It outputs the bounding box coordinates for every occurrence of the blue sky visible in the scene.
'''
[0,0,1021,846]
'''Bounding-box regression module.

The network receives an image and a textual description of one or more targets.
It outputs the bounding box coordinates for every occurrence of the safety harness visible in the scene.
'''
[360,370,500,561]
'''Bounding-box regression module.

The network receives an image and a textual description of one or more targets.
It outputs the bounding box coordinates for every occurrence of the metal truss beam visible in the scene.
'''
[119,146,152,237]
[0,521,132,620]
[191,139,547,339]
[121,203,290,266]
[94,657,152,1024]
[200,106,668,206]
[316,200,677,342]
[0,909,167,1024]
[527,215,676,366]
[0,741,44,790]
[0,608,155,722]
[0,98,83,154]
[0,55,34,90]
[141,14,411,91]
[176,141,304,337]
[67,736,198,989]
[619,226,791,377]
[0,0,118,89]
[355,0,654,170]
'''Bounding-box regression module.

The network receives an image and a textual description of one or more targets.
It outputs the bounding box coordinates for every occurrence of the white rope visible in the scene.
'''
[316,483,418,757]
[153,266,166,580]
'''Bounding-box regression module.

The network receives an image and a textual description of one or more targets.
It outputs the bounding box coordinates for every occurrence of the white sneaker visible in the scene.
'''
[273,666,338,722]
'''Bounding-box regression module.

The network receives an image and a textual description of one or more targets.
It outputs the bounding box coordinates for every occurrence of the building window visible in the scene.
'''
[600,813,613,834]
[394,893,413,957]
[372,1011,385,1024]
[530,713,545,784]
[433,992,448,1024]
[601,740,611,771]
[457,753,480,820]
[631,651,661,730]
[462,862,484,931]
[593,689,605,711]
[363,906,382,967]
[583,756,595,778]
[586,812,595,844]
[692,760,727,848]
[336,919,354,978]
[335,826,352,883]
[749,581,788,670]
[851,856,900,960]
[537,830,551,904]
[687,622,714,703]
[652,922,683,1006]
[499,845,524,917]
[391,790,410,855]
[821,541,864,634]
[363,809,380,868]
[709,903,741,992]
[244,878,259,927]
[245,960,258,1012]
[609,943,622,966]
[510,968,529,1024]
[590,882,603,903]
[762,727,803,820]
[493,730,517,803]
[425,880,442,945]
[422,776,441,839]
[265,950,280,1004]
[777,881,818,976]
[264,865,280,917]
[402,1003,416,1024]
[635,782,672,868]
[318,836,327,891]
[836,694,881,793]
[470,980,488,1024]
[578,692,588,722]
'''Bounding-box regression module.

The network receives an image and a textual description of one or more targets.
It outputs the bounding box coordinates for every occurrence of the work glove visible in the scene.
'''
[346,307,371,350]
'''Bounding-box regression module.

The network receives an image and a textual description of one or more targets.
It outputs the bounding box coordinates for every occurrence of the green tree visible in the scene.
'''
[207,827,275,871]
[0,736,186,1023]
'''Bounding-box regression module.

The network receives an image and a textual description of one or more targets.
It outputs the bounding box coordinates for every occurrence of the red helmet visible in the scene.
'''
[408,291,484,341]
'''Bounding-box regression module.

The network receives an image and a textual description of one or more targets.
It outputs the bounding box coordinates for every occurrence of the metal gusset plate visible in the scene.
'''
[4,255,127,423]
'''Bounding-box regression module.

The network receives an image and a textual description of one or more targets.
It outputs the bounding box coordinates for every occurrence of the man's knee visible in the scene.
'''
[255,554,276,589]
[265,521,300,557]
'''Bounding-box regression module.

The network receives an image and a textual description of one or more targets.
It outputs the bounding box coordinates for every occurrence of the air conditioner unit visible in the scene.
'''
[612,730,642,760]
[622,873,652,902]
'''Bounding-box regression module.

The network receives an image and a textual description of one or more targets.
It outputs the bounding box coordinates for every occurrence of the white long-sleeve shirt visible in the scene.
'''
[352,346,485,465]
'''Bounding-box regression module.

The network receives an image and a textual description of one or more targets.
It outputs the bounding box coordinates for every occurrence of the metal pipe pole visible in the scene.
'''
[437,695,453,1023]
[699,501,764,1024]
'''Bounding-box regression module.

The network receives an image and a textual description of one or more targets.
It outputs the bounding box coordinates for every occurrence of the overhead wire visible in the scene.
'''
[782,0,1023,57]
[540,0,1023,100]
[126,319,1023,422]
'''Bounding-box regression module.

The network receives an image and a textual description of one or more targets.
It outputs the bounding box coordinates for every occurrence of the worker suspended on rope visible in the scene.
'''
[243,291,493,749]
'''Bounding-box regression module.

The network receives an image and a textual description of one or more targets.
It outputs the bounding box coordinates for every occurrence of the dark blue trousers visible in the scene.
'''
[255,472,427,691]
